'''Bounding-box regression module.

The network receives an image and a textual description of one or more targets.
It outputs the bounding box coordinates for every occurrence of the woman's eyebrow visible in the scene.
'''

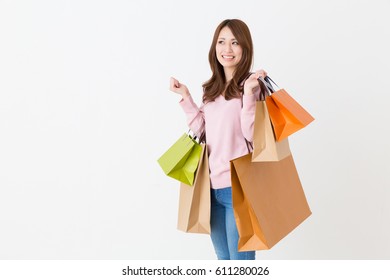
[218,37,237,40]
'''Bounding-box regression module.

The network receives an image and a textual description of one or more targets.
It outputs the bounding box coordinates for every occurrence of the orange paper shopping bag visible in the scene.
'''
[261,76,314,141]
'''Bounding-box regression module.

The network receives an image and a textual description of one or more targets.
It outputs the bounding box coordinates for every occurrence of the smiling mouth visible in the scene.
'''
[222,55,235,59]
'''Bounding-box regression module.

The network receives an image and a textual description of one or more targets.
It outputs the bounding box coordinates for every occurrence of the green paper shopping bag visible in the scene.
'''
[157,133,202,185]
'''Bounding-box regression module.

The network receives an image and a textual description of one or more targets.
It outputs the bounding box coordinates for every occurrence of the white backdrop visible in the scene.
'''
[0,0,389,260]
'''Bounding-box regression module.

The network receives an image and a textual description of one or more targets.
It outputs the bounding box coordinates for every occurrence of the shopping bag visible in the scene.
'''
[252,92,291,162]
[157,133,202,185]
[177,144,210,234]
[262,76,314,141]
[231,153,311,251]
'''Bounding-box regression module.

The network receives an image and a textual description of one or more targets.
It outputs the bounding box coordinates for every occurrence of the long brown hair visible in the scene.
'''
[202,19,253,103]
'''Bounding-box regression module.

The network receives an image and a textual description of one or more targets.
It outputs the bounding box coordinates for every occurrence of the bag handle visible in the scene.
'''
[245,139,253,153]
[257,76,276,96]
[187,124,206,144]
[264,76,279,89]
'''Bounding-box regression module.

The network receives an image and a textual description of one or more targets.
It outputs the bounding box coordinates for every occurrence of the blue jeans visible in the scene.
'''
[210,187,255,260]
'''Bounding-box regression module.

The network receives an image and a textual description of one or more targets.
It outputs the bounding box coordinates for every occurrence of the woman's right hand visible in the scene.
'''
[243,70,268,96]
[170,77,190,98]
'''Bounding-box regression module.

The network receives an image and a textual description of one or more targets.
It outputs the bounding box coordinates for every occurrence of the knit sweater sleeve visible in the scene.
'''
[179,94,205,138]
[240,87,262,142]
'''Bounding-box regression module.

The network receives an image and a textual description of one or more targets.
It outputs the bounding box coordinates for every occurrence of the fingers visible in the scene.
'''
[170,77,177,87]
[170,77,189,97]
[170,77,180,91]
[254,69,268,79]
[247,72,258,81]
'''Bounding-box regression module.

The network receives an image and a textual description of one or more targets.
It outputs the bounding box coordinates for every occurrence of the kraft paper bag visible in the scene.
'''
[252,100,291,162]
[231,153,311,251]
[177,144,211,234]
[157,133,202,186]
[264,76,314,142]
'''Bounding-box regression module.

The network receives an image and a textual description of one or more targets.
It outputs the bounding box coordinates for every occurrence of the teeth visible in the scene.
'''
[223,55,234,59]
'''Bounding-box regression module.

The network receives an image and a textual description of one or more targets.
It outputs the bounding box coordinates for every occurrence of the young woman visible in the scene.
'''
[169,19,267,260]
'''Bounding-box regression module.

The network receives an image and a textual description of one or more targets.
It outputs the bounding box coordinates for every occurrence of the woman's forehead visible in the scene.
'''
[218,26,236,39]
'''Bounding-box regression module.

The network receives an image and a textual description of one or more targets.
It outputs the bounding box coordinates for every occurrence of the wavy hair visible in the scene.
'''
[202,19,253,103]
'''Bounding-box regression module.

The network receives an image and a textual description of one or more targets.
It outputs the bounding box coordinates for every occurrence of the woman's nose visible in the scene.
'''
[224,44,233,52]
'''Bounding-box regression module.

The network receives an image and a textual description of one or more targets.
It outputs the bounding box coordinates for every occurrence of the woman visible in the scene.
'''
[169,19,267,260]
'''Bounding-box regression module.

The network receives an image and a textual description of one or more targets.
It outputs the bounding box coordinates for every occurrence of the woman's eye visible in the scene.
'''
[232,41,239,45]
[218,40,224,44]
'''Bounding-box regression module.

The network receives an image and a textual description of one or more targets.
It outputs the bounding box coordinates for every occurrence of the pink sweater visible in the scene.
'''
[180,89,260,189]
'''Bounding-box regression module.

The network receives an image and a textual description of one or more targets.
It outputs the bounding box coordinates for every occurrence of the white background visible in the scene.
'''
[0,0,389,260]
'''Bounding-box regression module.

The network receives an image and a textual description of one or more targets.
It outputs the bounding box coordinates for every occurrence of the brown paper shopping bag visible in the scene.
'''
[177,144,210,234]
[252,98,291,162]
[231,153,311,251]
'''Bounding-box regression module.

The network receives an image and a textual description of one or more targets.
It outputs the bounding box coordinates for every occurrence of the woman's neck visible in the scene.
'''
[224,67,234,82]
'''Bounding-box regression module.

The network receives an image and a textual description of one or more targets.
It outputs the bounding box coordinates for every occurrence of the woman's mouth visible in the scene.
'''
[222,55,235,59]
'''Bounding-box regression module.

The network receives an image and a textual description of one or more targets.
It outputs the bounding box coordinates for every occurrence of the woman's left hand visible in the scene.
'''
[243,69,268,95]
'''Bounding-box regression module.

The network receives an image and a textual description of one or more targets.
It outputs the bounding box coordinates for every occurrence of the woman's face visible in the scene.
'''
[215,26,243,71]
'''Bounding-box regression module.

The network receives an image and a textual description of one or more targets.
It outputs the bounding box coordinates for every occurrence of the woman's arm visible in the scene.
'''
[180,95,205,138]
[170,77,205,138]
[240,70,267,142]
